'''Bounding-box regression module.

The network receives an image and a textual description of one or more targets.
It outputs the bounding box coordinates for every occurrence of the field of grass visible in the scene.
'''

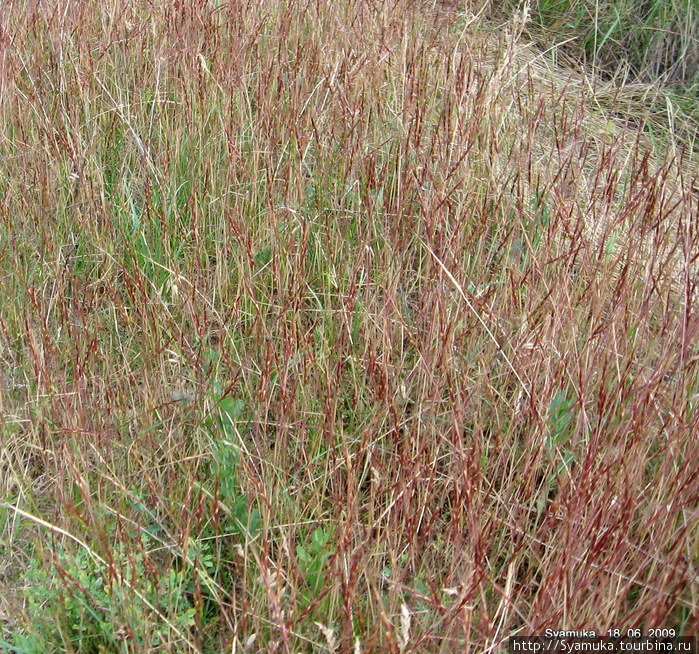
[0,0,697,651]
[493,0,698,85]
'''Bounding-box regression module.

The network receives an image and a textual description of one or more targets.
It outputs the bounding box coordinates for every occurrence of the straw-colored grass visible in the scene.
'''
[0,1,697,651]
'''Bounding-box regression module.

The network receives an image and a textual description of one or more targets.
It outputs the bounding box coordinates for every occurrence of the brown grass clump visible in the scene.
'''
[0,0,697,651]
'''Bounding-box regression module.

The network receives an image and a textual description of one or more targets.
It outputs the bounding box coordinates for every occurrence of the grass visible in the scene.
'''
[0,0,697,651]
[486,0,699,147]
[489,0,698,85]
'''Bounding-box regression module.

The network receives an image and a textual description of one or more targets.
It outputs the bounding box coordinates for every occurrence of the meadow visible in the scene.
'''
[0,0,697,651]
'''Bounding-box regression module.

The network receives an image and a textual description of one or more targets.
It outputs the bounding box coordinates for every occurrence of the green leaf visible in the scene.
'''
[254,245,272,267]
[218,397,246,437]
[311,526,330,549]
[547,390,576,449]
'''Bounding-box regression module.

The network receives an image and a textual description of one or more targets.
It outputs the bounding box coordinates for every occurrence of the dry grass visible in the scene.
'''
[0,0,697,651]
